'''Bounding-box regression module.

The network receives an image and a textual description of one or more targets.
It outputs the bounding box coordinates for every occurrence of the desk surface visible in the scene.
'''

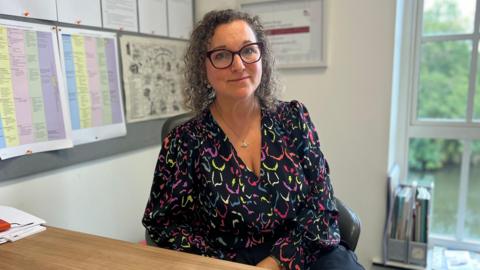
[0,227,261,270]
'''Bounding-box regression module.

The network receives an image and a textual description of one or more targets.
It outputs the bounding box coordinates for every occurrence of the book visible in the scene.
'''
[391,186,413,240]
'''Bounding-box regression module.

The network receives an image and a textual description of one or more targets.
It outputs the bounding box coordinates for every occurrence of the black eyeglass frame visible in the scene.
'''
[206,42,263,69]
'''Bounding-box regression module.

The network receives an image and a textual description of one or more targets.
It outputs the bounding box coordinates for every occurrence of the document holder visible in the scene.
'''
[384,178,432,267]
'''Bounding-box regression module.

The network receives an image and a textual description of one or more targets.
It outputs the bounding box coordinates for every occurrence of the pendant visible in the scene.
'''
[240,141,249,148]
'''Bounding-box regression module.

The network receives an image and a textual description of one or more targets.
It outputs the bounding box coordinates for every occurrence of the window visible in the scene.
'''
[394,0,480,251]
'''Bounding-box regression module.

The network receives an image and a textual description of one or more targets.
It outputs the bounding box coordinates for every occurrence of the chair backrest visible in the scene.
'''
[161,112,196,141]
[335,198,361,251]
[151,112,361,251]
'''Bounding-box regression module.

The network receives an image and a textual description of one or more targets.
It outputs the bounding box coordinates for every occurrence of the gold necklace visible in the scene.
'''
[214,102,252,148]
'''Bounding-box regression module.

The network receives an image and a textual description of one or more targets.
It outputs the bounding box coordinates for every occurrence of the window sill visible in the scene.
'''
[372,258,427,270]
[372,246,480,270]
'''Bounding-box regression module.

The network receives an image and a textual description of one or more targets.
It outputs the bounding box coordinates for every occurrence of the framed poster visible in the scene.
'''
[241,0,326,69]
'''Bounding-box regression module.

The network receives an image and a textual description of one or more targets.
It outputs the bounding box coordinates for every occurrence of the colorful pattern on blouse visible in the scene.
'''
[143,100,340,270]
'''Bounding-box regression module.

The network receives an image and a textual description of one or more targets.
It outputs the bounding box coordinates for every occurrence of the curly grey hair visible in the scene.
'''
[183,9,279,113]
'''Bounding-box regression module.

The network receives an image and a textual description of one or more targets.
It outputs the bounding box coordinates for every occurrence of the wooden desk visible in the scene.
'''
[0,227,261,270]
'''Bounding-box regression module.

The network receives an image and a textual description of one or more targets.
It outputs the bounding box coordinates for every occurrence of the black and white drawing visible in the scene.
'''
[120,35,187,122]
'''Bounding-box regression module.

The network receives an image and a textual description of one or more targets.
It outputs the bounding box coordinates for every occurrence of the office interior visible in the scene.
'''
[0,0,414,269]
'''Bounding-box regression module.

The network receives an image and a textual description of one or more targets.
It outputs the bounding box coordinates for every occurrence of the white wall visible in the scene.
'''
[0,146,159,242]
[0,0,396,269]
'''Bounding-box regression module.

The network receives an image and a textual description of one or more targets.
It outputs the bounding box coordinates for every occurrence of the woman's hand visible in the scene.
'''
[256,256,282,270]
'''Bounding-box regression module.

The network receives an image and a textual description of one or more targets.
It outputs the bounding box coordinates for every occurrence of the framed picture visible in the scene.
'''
[241,0,326,69]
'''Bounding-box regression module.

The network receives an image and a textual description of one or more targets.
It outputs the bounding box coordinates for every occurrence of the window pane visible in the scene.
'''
[423,0,475,35]
[417,40,471,120]
[475,47,480,121]
[407,138,463,237]
[465,141,480,241]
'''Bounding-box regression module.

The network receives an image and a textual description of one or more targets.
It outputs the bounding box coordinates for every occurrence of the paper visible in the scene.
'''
[0,0,57,20]
[139,0,168,36]
[102,0,138,31]
[0,19,73,160]
[57,0,102,27]
[120,34,187,122]
[59,28,126,145]
[167,0,193,39]
[0,224,46,243]
[0,205,46,243]
[445,250,474,270]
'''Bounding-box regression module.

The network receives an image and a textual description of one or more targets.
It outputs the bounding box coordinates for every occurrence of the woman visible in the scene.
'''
[143,9,364,270]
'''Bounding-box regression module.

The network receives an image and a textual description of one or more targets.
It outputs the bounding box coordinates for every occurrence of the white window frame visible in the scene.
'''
[393,0,480,252]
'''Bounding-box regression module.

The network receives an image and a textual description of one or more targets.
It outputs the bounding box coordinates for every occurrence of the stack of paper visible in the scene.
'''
[0,206,46,244]
[444,250,475,270]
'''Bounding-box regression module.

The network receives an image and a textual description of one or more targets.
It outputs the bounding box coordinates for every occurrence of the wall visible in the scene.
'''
[0,0,396,268]
[0,146,159,242]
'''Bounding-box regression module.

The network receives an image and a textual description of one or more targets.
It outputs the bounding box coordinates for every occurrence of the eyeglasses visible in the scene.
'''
[206,42,263,69]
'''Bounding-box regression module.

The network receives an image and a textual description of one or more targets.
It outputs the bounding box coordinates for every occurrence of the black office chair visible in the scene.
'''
[146,113,361,251]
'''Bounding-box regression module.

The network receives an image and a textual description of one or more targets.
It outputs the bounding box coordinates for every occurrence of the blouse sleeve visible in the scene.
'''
[270,101,340,270]
[142,129,221,258]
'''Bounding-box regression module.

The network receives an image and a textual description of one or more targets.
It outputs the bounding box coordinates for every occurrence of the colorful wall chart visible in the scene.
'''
[0,19,72,160]
[59,28,126,145]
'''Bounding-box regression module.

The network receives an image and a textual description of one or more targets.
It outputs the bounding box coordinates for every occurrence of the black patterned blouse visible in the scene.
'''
[143,100,340,270]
